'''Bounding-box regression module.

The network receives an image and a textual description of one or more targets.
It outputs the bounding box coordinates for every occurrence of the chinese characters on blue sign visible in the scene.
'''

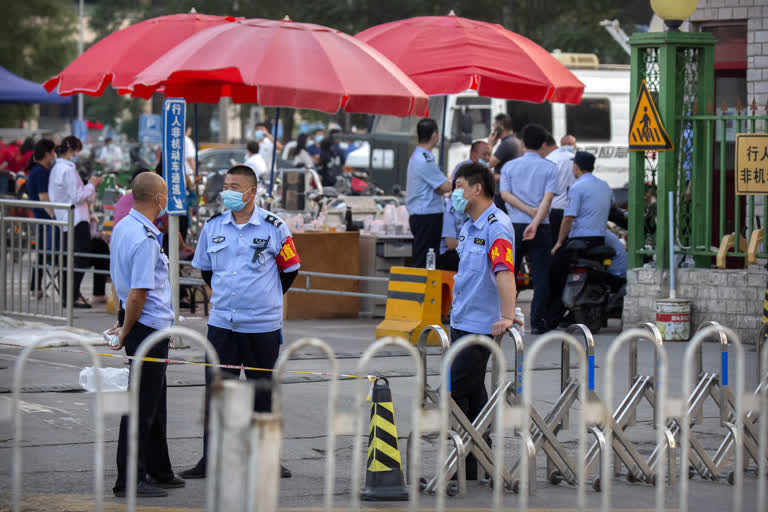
[162,98,187,215]
[139,113,162,144]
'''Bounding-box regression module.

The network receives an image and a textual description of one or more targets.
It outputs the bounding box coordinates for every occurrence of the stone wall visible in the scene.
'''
[623,267,765,342]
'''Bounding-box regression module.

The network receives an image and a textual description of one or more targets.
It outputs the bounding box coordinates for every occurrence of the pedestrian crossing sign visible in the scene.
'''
[629,80,673,151]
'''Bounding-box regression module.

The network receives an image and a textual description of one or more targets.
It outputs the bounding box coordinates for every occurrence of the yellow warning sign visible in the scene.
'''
[629,80,673,151]
[735,133,768,195]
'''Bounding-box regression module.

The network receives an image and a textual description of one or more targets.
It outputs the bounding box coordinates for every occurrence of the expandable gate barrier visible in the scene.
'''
[2,322,767,512]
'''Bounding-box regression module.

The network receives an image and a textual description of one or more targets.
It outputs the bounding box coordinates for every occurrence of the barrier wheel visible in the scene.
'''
[446,482,459,497]
[511,480,520,494]
[688,466,696,480]
[727,472,735,486]
[626,472,638,483]
[650,474,657,487]
[549,471,564,485]
[592,477,601,492]
[419,477,428,492]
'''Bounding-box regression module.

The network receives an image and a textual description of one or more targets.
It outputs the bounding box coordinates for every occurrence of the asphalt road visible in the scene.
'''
[0,305,764,511]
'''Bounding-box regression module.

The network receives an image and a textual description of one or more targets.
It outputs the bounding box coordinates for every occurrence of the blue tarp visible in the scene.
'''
[0,66,70,104]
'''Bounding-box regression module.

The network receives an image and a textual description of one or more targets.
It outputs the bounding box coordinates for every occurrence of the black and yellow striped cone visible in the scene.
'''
[360,377,409,501]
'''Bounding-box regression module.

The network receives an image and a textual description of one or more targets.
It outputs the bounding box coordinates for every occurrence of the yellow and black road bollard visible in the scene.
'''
[360,377,409,501]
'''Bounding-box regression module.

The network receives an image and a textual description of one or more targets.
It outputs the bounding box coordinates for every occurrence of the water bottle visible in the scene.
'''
[103,329,120,347]
[426,248,436,270]
[514,307,525,336]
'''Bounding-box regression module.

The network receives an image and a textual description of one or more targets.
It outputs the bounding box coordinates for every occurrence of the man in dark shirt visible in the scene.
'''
[488,114,522,210]
[26,139,57,295]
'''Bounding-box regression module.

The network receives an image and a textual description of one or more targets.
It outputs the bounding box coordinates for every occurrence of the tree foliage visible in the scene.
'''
[0,0,77,127]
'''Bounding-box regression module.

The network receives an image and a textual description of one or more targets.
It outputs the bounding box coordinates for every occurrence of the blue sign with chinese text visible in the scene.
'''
[139,113,162,144]
[73,119,87,143]
[162,98,187,216]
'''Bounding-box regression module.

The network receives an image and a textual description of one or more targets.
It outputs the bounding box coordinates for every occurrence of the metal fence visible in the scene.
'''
[3,321,766,512]
[0,198,74,324]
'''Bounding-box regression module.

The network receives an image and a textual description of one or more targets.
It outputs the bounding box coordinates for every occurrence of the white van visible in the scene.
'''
[346,53,630,194]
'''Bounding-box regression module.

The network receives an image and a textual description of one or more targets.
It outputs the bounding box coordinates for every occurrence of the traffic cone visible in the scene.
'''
[360,377,409,501]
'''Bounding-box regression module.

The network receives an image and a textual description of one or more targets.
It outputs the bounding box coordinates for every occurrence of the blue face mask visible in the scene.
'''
[70,154,79,163]
[478,158,489,167]
[562,145,575,154]
[222,189,247,211]
[156,194,168,218]
[254,131,265,141]
[315,135,324,144]
[451,188,468,213]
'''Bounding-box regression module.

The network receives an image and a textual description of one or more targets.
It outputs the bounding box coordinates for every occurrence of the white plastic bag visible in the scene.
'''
[79,367,129,392]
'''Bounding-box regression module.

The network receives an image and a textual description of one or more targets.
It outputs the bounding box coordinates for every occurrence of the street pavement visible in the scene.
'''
[0,294,763,511]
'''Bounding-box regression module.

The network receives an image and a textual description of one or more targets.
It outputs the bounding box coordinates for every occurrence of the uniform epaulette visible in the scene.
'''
[488,213,498,225]
[206,212,222,223]
[143,225,156,240]
[264,214,283,228]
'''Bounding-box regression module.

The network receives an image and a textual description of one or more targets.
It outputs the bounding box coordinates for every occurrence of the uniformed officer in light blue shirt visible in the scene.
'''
[405,118,451,268]
[499,124,558,333]
[108,171,183,497]
[182,165,299,480]
[548,151,612,326]
[604,231,628,279]
[448,162,520,479]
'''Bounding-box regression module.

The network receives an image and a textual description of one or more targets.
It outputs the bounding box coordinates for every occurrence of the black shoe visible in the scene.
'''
[179,460,206,479]
[113,481,169,498]
[281,465,292,478]
[146,475,186,489]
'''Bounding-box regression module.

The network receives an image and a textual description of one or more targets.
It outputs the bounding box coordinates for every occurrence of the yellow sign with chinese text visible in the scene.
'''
[629,80,673,151]
[735,133,768,195]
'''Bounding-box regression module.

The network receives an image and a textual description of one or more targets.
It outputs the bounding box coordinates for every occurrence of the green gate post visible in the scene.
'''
[627,31,716,270]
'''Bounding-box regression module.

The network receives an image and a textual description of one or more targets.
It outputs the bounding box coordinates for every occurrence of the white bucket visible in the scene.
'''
[655,298,691,341]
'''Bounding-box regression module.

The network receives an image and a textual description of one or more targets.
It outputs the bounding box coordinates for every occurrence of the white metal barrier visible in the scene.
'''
[1,198,75,324]
[4,322,767,512]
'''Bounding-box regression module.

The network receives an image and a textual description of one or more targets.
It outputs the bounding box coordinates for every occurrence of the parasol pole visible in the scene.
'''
[194,104,199,177]
[439,95,448,173]
[268,107,280,198]
[77,0,84,121]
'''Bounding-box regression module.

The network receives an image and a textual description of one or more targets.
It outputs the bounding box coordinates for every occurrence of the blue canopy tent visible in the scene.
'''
[0,66,70,104]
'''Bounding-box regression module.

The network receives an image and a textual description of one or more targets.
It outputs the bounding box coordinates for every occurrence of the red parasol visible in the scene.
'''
[128,17,428,116]
[356,13,584,105]
[44,13,240,96]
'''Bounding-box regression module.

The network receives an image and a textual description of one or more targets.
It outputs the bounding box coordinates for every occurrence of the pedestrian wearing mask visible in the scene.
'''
[182,165,300,480]
[48,135,104,308]
[108,172,183,497]
[449,161,519,480]
[542,134,576,246]
[26,139,57,296]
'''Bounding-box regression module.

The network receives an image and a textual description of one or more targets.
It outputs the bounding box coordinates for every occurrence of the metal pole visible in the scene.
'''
[66,208,74,326]
[194,104,199,178]
[668,191,676,299]
[77,0,84,122]
[268,108,280,198]
[169,215,180,326]
[1,206,6,312]
[439,95,448,173]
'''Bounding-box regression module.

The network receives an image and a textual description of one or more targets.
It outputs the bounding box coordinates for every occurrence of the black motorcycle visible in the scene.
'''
[561,239,626,333]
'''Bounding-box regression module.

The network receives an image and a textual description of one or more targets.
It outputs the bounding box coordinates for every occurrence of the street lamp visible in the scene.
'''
[650,0,699,31]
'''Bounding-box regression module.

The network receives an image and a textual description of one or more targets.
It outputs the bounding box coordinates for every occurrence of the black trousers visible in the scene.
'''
[60,221,90,304]
[450,327,492,480]
[197,326,282,465]
[89,236,109,297]
[114,322,172,490]
[512,223,552,331]
[437,249,459,272]
[408,213,443,268]
[549,209,564,247]
[30,224,57,292]
[547,236,605,326]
